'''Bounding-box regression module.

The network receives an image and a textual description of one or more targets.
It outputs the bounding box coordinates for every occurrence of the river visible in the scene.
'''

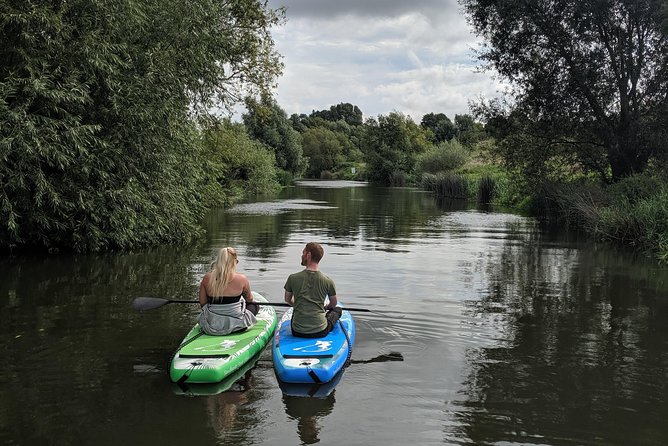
[1,180,667,445]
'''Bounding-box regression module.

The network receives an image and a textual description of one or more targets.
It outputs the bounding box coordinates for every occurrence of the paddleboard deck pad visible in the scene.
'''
[170,292,277,384]
[272,306,354,384]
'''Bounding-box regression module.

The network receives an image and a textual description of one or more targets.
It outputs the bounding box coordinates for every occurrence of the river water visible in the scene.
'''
[2,180,668,445]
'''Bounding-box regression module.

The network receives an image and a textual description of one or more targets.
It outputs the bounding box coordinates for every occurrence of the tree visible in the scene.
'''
[421,113,457,143]
[243,97,305,175]
[462,0,668,181]
[310,103,364,126]
[363,112,431,185]
[302,127,344,177]
[201,121,279,202]
[0,0,283,251]
[454,114,486,147]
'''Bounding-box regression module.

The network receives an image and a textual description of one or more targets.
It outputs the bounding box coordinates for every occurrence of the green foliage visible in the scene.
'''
[332,162,366,180]
[529,181,607,229]
[595,190,668,261]
[478,103,609,184]
[455,114,486,147]
[477,176,496,204]
[421,173,469,199]
[243,97,306,176]
[302,126,346,178]
[420,112,457,143]
[416,140,469,174]
[606,173,664,204]
[310,103,364,126]
[201,121,280,204]
[363,112,431,185]
[274,169,295,187]
[463,0,668,181]
[0,0,283,252]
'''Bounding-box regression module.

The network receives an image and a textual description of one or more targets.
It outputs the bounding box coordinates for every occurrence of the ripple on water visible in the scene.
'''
[294,180,367,188]
[227,199,336,215]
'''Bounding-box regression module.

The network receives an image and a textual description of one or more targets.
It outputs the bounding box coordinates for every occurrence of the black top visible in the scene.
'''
[207,293,243,305]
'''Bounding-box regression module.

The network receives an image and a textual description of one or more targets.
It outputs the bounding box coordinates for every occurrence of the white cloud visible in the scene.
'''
[264,0,502,121]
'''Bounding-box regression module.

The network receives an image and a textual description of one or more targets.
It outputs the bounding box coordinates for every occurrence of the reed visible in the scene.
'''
[389,170,407,187]
[422,173,469,199]
[477,175,496,204]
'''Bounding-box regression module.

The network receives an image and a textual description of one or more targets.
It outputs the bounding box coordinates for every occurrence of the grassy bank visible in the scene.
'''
[419,142,668,263]
[527,175,668,263]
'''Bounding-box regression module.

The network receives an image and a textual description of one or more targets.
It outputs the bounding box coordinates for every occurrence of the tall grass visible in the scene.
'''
[421,173,469,199]
[594,190,668,255]
[530,175,668,262]
[389,170,407,187]
[477,175,496,204]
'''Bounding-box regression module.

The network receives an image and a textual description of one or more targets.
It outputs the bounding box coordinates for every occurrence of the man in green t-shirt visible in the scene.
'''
[284,242,342,337]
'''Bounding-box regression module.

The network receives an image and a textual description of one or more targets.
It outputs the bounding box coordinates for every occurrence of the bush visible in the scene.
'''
[417,140,469,174]
[202,122,280,205]
[607,173,663,204]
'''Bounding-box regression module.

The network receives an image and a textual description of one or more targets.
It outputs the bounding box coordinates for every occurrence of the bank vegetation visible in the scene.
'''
[2,0,667,262]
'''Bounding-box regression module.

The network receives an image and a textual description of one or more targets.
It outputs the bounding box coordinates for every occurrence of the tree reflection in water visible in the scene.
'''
[451,229,668,445]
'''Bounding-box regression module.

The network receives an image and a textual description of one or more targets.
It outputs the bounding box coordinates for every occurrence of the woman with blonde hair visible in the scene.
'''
[198,247,258,335]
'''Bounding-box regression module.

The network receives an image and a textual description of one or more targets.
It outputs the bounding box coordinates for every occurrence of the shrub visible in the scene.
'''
[607,173,663,204]
[417,140,469,174]
[201,123,280,205]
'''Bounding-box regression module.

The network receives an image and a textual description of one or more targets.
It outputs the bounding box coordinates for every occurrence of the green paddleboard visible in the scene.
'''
[169,292,277,384]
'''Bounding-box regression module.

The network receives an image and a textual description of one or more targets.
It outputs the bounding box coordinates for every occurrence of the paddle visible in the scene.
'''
[132,296,374,313]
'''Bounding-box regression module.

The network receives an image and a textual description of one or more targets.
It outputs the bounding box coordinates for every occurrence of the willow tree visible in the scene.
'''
[462,0,668,182]
[0,0,283,251]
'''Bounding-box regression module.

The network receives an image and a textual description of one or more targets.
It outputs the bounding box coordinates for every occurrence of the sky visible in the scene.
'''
[265,0,505,122]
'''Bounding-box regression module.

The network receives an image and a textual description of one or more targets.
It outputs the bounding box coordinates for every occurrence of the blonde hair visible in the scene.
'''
[206,247,238,297]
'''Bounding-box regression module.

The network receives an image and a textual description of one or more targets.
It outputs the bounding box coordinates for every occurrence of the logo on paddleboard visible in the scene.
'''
[294,340,332,353]
[194,339,238,351]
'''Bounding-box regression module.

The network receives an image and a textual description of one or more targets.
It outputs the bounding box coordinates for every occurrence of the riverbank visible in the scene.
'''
[419,145,668,263]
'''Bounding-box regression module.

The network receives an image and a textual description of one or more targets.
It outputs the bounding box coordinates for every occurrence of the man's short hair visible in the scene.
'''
[304,242,324,263]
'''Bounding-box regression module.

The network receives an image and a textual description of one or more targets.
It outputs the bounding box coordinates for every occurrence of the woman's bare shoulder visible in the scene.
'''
[234,273,249,283]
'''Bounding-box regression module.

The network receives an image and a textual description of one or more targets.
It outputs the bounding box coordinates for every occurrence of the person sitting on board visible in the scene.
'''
[284,242,342,338]
[198,247,259,335]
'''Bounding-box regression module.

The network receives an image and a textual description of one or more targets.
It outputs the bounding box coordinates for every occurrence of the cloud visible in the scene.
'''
[269,0,460,20]
[264,0,501,121]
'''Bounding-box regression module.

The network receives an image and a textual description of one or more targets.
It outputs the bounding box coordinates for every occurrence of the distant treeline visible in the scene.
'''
[2,0,668,261]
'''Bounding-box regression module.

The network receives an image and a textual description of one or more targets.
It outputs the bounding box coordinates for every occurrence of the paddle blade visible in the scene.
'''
[132,297,170,311]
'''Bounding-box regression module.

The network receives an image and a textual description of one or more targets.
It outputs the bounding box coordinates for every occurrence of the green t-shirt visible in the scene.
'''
[284,269,337,334]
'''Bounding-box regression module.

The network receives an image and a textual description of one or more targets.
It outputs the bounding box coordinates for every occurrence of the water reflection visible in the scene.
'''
[450,227,668,445]
[3,180,668,445]
[282,392,336,445]
[0,244,207,444]
[206,370,253,444]
[204,182,449,256]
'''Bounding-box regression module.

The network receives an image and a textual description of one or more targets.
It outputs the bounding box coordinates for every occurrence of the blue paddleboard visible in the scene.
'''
[272,306,354,384]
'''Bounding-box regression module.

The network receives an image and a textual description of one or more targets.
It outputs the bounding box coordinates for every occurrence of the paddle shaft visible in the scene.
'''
[133,296,372,313]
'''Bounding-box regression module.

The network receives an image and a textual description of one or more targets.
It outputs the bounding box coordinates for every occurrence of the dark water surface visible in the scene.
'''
[2,180,668,445]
